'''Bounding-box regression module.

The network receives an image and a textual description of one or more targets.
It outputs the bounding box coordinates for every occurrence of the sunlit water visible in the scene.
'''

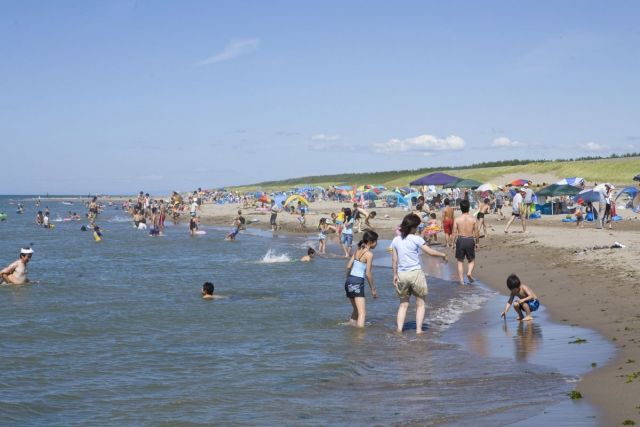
[0,197,613,426]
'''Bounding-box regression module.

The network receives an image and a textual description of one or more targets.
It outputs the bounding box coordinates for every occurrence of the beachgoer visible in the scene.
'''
[317,218,330,254]
[43,212,51,229]
[201,282,224,300]
[340,208,354,258]
[301,247,316,262]
[226,216,241,240]
[235,210,246,230]
[269,200,280,231]
[423,212,440,244]
[442,198,454,248]
[93,226,103,242]
[392,214,448,334]
[344,230,379,327]
[477,198,491,237]
[494,187,505,220]
[602,185,613,230]
[189,216,199,236]
[452,199,479,285]
[504,188,526,233]
[158,200,167,235]
[297,201,306,229]
[0,247,34,285]
[500,274,540,321]
[523,183,534,219]
[35,211,44,226]
[575,204,584,228]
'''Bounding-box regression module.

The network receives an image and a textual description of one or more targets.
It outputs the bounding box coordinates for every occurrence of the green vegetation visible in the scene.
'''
[622,420,636,425]
[230,154,640,192]
[626,372,640,383]
[568,390,583,399]
[569,338,588,344]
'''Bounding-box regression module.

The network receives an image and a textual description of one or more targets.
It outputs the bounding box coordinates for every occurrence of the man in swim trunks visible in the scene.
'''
[452,199,479,285]
[442,198,454,247]
[0,247,34,285]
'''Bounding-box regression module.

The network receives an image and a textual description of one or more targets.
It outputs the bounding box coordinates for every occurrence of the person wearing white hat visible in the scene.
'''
[0,247,34,285]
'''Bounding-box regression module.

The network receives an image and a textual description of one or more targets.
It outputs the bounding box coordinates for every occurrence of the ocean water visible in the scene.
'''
[0,197,613,426]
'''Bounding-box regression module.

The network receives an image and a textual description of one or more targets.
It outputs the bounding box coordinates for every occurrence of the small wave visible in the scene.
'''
[260,249,292,263]
[428,288,494,332]
[107,215,132,223]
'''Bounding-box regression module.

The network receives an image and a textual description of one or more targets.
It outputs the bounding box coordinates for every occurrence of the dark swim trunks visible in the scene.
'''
[455,236,476,261]
[344,275,365,298]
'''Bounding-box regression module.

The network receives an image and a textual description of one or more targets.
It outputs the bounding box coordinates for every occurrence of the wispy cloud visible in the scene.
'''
[311,133,341,142]
[491,136,525,148]
[374,134,465,155]
[580,141,609,152]
[309,142,355,152]
[198,38,260,65]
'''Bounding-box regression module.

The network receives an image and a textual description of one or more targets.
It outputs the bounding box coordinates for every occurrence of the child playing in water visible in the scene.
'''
[189,216,199,236]
[226,216,241,241]
[344,230,379,327]
[318,218,328,254]
[93,226,103,242]
[300,247,316,262]
[423,212,440,244]
[500,274,540,321]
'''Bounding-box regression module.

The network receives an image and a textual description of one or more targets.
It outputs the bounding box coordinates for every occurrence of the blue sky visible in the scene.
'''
[1,0,638,194]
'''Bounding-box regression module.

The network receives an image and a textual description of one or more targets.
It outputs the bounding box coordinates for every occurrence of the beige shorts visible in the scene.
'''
[396,269,428,298]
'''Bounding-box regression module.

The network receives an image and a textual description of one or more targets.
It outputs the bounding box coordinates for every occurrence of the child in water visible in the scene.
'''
[93,226,103,242]
[500,274,540,321]
[344,230,379,327]
[300,247,316,262]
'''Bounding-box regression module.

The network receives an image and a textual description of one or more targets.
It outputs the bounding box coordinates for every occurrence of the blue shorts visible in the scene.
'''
[525,299,540,312]
[341,233,353,246]
[318,233,326,241]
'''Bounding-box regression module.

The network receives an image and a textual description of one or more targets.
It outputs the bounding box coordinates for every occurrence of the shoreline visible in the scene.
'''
[195,201,640,425]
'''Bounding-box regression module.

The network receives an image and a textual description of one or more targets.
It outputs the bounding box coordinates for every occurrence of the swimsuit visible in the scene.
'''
[455,236,476,261]
[443,218,453,234]
[344,254,367,298]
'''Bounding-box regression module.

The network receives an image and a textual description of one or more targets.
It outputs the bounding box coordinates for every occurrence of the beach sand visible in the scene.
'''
[196,200,640,425]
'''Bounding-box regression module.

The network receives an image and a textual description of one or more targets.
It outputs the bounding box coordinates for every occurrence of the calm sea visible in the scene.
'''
[0,196,613,426]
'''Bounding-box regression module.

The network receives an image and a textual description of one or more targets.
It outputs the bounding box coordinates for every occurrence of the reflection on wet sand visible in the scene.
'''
[503,321,543,362]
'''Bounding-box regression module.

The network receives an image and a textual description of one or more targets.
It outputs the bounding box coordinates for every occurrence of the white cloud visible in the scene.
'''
[580,142,609,152]
[374,134,465,155]
[491,137,525,148]
[198,38,260,65]
[311,133,341,142]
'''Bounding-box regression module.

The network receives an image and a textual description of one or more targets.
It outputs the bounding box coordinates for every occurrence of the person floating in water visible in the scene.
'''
[500,274,540,322]
[201,282,225,300]
[300,247,316,262]
[0,247,34,285]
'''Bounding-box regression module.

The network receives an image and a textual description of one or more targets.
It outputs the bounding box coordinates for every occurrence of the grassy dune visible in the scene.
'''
[232,157,639,192]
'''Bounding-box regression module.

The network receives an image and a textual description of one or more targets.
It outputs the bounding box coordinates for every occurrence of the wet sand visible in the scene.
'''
[197,200,640,425]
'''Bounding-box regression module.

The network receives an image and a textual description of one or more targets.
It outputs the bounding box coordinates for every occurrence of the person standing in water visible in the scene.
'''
[0,247,34,285]
[442,198,454,248]
[452,199,479,285]
[391,214,447,334]
[344,230,379,327]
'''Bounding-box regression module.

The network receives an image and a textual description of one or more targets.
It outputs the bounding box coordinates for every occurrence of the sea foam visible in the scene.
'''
[260,249,292,263]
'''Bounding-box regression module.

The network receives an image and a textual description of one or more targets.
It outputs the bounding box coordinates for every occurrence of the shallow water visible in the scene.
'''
[0,197,613,426]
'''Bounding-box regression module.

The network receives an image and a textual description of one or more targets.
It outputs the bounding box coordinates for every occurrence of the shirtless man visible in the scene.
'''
[452,199,479,285]
[477,198,491,237]
[0,248,34,285]
[442,198,454,247]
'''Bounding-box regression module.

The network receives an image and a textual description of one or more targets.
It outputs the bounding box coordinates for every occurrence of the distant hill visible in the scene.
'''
[231,155,640,191]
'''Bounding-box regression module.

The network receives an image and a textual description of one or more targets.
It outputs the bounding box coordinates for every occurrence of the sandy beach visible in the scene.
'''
[196,199,640,425]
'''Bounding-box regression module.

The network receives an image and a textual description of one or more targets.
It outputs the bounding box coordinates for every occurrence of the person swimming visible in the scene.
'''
[0,247,34,285]
[300,247,316,262]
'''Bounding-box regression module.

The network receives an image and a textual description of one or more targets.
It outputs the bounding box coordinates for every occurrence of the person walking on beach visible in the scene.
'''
[523,183,534,219]
[504,188,526,233]
[477,198,491,237]
[494,187,505,220]
[344,230,379,327]
[269,200,280,231]
[0,247,34,285]
[452,200,479,285]
[602,185,614,230]
[392,214,448,334]
[442,198,454,248]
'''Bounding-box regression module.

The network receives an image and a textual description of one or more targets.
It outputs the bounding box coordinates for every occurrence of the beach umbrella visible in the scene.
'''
[284,195,309,206]
[410,172,459,186]
[454,179,482,189]
[379,191,401,198]
[550,185,581,196]
[399,186,412,195]
[573,189,601,204]
[616,187,638,202]
[537,184,560,197]
[477,183,497,192]
[556,177,584,187]
[593,183,614,192]
[509,178,529,187]
[442,178,463,189]
[363,190,378,201]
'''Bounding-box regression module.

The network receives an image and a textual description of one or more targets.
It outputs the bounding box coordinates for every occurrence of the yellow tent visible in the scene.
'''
[284,195,309,206]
